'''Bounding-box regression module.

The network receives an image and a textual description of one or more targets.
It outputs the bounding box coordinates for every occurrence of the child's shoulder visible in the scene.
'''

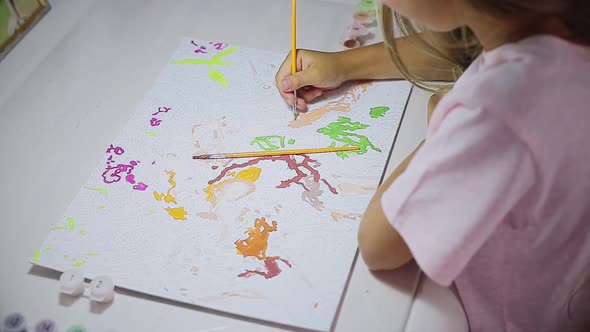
[450,35,589,112]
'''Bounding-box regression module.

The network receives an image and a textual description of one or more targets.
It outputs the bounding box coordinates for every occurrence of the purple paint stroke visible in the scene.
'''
[106,144,124,155]
[101,144,148,189]
[152,106,171,116]
[126,174,136,184]
[150,118,161,126]
[133,182,148,191]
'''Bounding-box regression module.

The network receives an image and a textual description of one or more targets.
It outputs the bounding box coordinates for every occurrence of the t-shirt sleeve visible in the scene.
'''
[381,105,535,286]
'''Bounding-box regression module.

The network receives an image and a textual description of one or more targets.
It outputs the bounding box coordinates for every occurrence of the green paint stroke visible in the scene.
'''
[250,135,295,151]
[357,0,376,17]
[85,253,99,257]
[369,106,390,118]
[67,217,75,230]
[171,46,238,87]
[73,260,87,267]
[83,186,108,195]
[32,247,50,264]
[145,130,156,137]
[79,230,87,235]
[97,205,106,210]
[66,324,88,332]
[317,116,381,159]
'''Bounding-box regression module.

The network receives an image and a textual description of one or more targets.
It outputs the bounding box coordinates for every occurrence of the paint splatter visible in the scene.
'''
[153,170,188,220]
[208,155,337,209]
[172,46,238,87]
[369,106,390,118]
[289,82,373,128]
[83,186,108,195]
[145,130,156,137]
[250,135,295,151]
[32,247,50,264]
[235,217,291,279]
[314,302,319,309]
[317,116,381,159]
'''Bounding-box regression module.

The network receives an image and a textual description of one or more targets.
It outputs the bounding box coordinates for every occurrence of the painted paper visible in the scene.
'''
[33,38,411,331]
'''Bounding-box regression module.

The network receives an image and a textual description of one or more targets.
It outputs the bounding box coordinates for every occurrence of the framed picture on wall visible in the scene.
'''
[0,0,50,61]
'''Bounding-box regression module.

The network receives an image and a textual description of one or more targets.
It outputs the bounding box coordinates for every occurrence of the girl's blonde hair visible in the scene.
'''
[379,0,590,93]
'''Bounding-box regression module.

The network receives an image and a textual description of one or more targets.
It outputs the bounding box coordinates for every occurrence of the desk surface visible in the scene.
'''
[0,1,467,331]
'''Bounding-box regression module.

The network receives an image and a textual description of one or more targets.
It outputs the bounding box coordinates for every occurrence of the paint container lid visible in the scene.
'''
[59,270,86,296]
[3,313,26,332]
[89,276,115,303]
[34,319,57,332]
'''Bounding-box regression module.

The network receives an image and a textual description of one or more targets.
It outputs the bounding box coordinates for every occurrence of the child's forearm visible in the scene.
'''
[339,38,456,82]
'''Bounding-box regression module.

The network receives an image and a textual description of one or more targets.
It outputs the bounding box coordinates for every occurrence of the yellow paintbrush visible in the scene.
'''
[193,146,360,160]
[291,0,299,120]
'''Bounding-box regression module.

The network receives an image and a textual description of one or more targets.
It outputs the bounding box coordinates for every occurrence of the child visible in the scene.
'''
[275,0,590,331]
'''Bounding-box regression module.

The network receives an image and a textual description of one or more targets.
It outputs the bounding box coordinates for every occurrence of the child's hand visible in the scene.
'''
[275,50,348,111]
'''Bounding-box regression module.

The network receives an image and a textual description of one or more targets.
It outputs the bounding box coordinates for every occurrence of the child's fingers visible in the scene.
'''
[298,87,324,102]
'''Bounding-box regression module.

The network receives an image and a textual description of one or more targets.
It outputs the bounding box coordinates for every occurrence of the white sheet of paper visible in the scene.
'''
[33,38,411,331]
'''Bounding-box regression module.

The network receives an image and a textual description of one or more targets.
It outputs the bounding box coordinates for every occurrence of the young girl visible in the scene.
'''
[276,0,590,331]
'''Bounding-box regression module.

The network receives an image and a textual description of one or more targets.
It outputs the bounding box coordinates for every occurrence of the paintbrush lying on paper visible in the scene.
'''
[193,146,360,160]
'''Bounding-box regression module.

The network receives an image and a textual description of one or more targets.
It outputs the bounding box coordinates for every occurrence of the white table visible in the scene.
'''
[0,1,467,331]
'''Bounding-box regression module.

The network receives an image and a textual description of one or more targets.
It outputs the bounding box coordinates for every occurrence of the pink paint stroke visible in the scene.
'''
[238,257,292,279]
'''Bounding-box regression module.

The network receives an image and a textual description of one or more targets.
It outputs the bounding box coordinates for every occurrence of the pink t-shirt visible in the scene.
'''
[381,35,590,331]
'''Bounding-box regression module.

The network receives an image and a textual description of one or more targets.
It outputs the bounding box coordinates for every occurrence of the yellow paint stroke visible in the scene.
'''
[289,82,373,128]
[204,167,261,207]
[165,207,188,220]
[67,217,75,230]
[153,170,178,204]
[79,230,87,235]
[32,247,50,264]
[145,130,156,137]
[97,205,106,210]
[235,217,277,260]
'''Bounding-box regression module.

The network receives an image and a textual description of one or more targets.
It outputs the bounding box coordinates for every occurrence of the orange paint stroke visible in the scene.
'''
[235,217,277,260]
[330,211,363,222]
[235,217,292,279]
[196,211,218,221]
[289,81,373,128]
[204,167,261,207]
[153,170,178,204]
